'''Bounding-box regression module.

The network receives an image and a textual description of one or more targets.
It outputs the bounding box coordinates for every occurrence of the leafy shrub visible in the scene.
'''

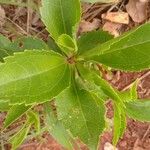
[0,0,150,149]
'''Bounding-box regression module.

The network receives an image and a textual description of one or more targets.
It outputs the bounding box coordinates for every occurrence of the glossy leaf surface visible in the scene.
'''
[83,23,150,71]
[40,0,81,40]
[0,50,70,104]
[56,80,105,149]
[125,99,150,122]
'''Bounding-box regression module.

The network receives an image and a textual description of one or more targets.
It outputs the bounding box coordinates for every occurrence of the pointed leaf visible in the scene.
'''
[83,23,150,71]
[77,30,113,55]
[130,80,138,99]
[119,109,126,139]
[4,104,32,128]
[113,103,126,145]
[56,81,105,149]
[57,34,77,55]
[125,99,150,122]
[9,37,48,52]
[27,111,40,132]
[0,50,70,104]
[113,103,121,146]
[40,0,81,40]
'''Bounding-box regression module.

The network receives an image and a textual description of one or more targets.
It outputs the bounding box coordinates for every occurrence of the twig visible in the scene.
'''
[122,71,150,91]
[27,0,31,35]
[6,17,28,35]
[142,125,150,141]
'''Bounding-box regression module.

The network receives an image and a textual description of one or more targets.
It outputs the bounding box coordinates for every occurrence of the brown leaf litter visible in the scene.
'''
[126,0,148,23]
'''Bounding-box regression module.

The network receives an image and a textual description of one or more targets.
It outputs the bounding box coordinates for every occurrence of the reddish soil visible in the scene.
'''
[0,1,150,150]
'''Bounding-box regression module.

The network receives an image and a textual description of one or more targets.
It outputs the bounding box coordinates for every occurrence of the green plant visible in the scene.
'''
[0,0,150,149]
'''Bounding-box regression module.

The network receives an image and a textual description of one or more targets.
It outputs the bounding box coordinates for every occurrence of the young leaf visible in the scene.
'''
[117,81,138,102]
[9,37,49,52]
[9,122,31,150]
[82,23,150,71]
[57,34,77,55]
[119,109,126,139]
[0,50,70,105]
[27,111,40,132]
[113,103,121,146]
[77,30,113,55]
[113,103,126,146]
[44,103,74,149]
[56,80,105,149]
[130,80,138,99]
[125,99,150,122]
[40,0,81,40]
[4,104,32,128]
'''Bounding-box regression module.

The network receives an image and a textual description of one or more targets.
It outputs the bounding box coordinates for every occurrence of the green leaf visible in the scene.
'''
[0,100,10,111]
[117,90,131,102]
[10,122,31,150]
[79,79,108,101]
[83,23,150,71]
[4,104,32,128]
[57,34,77,55]
[27,111,40,132]
[44,102,74,149]
[113,103,121,146]
[9,37,48,52]
[0,50,70,104]
[81,0,117,3]
[77,30,113,55]
[125,99,150,122]
[113,103,126,145]
[56,80,105,149]
[77,64,122,103]
[0,35,12,61]
[40,0,81,40]
[0,35,11,50]
[116,80,138,102]
[119,109,126,139]
[47,37,62,54]
[130,80,138,99]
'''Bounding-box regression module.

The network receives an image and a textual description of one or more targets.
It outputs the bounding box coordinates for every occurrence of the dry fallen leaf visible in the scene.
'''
[126,0,148,23]
[103,21,122,37]
[78,18,101,34]
[102,12,129,24]
[0,6,5,27]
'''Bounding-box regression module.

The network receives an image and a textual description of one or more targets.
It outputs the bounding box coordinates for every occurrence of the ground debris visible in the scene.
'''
[102,12,129,24]
[126,0,148,23]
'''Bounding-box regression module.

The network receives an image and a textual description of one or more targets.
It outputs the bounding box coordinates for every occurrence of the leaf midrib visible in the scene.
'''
[0,62,66,88]
[99,39,150,56]
[72,83,92,139]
